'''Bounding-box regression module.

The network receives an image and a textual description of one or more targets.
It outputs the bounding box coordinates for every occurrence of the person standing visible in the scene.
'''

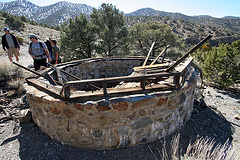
[2,27,20,62]
[50,40,61,64]
[45,37,53,60]
[28,34,51,71]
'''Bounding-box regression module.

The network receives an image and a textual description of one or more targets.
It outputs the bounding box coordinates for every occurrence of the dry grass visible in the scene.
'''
[0,62,26,97]
[0,62,25,86]
[0,62,24,78]
[149,134,240,160]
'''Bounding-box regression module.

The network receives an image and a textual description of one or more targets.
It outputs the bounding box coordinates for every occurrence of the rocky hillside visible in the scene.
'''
[0,17,60,45]
[0,0,93,26]
[125,15,239,46]
[126,8,240,33]
[0,0,239,46]
[1,0,240,34]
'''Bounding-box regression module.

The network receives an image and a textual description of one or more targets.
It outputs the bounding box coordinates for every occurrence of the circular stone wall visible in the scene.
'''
[25,58,199,150]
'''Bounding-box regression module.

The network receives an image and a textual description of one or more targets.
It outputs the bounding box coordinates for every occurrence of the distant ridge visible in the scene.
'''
[126,8,240,33]
[0,0,93,26]
[0,0,240,33]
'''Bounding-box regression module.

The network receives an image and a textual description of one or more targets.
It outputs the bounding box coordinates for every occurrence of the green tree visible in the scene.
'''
[129,21,181,57]
[200,41,240,88]
[5,15,25,31]
[20,16,28,22]
[90,3,129,57]
[60,14,97,62]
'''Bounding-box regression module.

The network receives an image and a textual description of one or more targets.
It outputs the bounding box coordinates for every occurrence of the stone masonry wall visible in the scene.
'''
[63,60,142,80]
[25,57,199,150]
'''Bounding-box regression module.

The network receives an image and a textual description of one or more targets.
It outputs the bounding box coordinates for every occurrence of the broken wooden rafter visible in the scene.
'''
[12,62,61,86]
[48,63,101,90]
[150,45,170,65]
[165,35,212,72]
[143,42,155,66]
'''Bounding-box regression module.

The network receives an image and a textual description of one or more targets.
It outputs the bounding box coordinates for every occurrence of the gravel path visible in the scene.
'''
[0,45,33,68]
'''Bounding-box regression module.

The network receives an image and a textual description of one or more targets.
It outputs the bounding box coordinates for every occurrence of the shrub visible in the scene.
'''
[16,36,24,45]
[4,14,25,31]
[0,62,24,85]
[194,40,240,88]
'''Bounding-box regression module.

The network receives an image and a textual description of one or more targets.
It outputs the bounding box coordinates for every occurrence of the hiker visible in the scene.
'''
[50,40,61,64]
[2,27,20,62]
[44,37,53,60]
[28,34,51,71]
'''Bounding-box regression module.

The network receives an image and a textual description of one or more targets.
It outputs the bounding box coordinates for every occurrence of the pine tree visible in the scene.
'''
[90,3,129,57]
[198,40,240,88]
[60,14,97,61]
[129,21,181,57]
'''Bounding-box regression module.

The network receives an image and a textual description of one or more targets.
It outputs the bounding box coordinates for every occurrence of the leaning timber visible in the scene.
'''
[18,35,212,150]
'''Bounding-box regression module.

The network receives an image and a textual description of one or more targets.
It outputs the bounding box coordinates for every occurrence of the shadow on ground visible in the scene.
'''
[1,100,234,160]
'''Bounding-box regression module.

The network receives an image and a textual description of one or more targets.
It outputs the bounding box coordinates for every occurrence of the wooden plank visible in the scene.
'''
[70,83,176,98]
[44,73,57,86]
[133,63,169,70]
[49,63,79,81]
[165,35,212,72]
[12,62,61,85]
[12,61,43,77]
[48,63,100,90]
[26,78,63,99]
[150,45,170,65]
[174,57,194,74]
[143,42,155,66]
[51,65,66,83]
[65,72,179,86]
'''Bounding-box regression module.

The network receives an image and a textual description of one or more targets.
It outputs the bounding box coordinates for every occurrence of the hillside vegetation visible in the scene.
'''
[0,12,60,45]
[0,0,239,46]
[126,16,239,46]
[126,8,240,33]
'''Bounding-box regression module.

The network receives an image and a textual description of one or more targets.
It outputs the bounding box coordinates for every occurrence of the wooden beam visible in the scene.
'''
[65,72,179,86]
[51,65,66,83]
[165,35,212,72]
[174,57,194,74]
[150,45,170,65]
[48,63,100,90]
[12,62,60,86]
[12,62,43,77]
[44,73,58,86]
[70,83,176,99]
[26,78,63,99]
[133,63,169,70]
[143,42,155,66]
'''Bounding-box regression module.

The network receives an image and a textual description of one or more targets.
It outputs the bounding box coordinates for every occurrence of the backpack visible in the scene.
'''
[29,42,46,57]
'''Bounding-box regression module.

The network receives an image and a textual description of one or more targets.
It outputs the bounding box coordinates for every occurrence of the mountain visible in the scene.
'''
[1,0,240,39]
[126,8,240,33]
[0,0,93,26]
[126,8,193,20]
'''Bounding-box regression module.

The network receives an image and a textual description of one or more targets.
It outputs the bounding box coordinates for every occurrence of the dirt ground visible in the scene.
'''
[0,47,240,159]
[0,45,33,68]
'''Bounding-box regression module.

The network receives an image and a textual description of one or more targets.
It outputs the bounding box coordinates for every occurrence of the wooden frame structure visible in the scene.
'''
[14,35,212,101]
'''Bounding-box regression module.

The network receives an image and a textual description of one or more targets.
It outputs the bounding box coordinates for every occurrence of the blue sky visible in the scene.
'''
[0,0,240,18]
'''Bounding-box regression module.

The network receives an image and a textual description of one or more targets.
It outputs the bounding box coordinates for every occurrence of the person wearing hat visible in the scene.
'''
[28,34,51,71]
[2,27,20,62]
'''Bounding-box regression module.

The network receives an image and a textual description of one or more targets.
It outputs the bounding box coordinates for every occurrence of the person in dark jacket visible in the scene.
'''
[44,37,53,60]
[2,27,20,62]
